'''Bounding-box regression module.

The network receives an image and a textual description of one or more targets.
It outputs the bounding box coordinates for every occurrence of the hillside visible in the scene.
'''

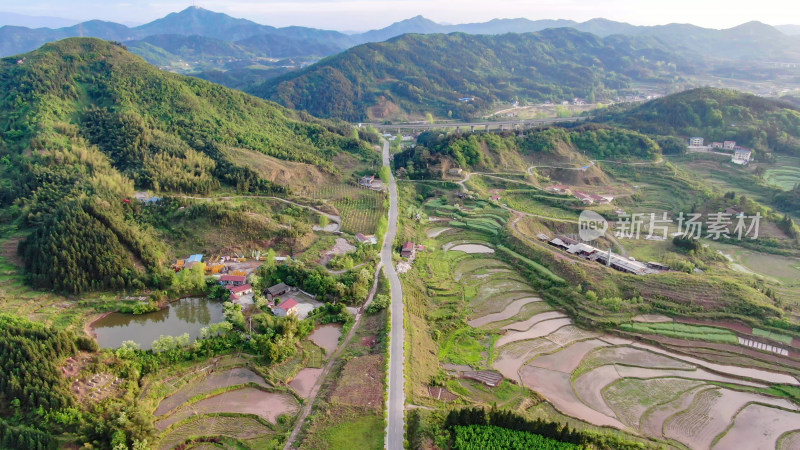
[0,37,374,293]
[596,87,800,157]
[393,125,659,180]
[250,29,688,121]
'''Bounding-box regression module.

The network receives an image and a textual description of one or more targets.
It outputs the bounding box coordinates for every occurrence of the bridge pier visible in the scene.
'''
[485,124,490,131]
[470,125,475,133]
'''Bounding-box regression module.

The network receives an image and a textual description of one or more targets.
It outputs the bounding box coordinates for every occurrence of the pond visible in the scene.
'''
[308,323,342,356]
[91,297,225,350]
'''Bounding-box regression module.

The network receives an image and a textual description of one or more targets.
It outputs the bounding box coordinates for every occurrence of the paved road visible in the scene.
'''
[381,139,406,450]
[366,116,582,131]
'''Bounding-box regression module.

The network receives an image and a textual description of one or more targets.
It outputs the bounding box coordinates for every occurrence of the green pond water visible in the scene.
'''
[91,297,224,350]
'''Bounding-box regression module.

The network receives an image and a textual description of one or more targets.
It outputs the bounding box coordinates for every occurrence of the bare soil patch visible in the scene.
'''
[290,368,324,398]
[715,404,800,450]
[330,354,384,411]
[467,297,540,327]
[155,387,298,430]
[155,367,269,416]
[529,339,607,374]
[496,317,572,347]
[493,338,560,381]
[426,227,452,238]
[501,311,567,332]
[572,365,622,418]
[519,365,626,429]
[428,386,458,402]
[449,244,495,254]
[308,323,342,356]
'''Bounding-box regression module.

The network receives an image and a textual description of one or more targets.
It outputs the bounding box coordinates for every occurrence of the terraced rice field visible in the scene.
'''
[155,387,299,430]
[764,156,800,190]
[428,225,800,449]
[158,416,274,450]
[155,368,270,416]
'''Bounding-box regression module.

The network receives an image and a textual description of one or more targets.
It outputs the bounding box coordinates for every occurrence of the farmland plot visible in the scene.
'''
[421,209,800,448]
[155,387,299,430]
[603,378,703,428]
[714,404,800,450]
[155,368,269,416]
[158,416,273,450]
[467,297,541,327]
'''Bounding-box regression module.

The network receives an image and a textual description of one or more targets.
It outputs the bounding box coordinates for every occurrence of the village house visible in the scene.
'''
[490,195,502,201]
[723,140,737,150]
[227,284,253,300]
[219,274,246,286]
[732,148,752,165]
[448,167,463,176]
[711,142,724,149]
[546,185,571,195]
[266,282,290,299]
[359,175,375,187]
[183,254,204,270]
[689,137,705,147]
[274,298,299,317]
[401,241,416,258]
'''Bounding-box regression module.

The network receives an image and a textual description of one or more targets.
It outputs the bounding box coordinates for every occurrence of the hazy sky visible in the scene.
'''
[3,0,799,30]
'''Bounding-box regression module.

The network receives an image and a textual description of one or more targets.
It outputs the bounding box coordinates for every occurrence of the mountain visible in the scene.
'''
[352,15,445,43]
[249,28,690,121]
[0,7,351,78]
[133,6,274,41]
[594,87,800,157]
[0,11,78,28]
[776,24,800,35]
[0,38,372,293]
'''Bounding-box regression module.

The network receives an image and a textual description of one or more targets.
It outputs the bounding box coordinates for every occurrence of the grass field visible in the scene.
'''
[619,322,739,344]
[311,184,386,235]
[303,410,384,450]
[764,156,800,191]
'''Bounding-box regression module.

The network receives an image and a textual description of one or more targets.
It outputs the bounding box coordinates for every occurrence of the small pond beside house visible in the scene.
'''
[91,297,225,350]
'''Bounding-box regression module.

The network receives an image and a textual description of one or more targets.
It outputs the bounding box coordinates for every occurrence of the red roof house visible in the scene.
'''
[275,298,299,317]
[401,241,416,258]
[227,284,253,295]
[220,275,247,286]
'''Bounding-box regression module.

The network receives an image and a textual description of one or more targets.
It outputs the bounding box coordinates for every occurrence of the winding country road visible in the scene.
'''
[381,139,406,449]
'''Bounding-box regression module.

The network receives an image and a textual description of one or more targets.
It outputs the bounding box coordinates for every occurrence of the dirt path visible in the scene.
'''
[282,262,383,449]
[179,195,341,231]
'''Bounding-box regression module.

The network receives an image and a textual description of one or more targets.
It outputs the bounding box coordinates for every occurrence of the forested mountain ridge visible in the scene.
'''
[0,38,372,293]
[250,28,689,121]
[595,87,800,157]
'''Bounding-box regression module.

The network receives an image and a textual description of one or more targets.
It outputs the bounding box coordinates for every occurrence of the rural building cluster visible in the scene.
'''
[687,137,753,165]
[543,234,668,275]
[546,185,615,205]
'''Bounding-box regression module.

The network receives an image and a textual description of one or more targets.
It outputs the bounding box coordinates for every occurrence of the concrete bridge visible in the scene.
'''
[360,116,583,134]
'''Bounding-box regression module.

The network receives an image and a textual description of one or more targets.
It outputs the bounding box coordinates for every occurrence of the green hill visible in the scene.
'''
[0,38,373,293]
[596,87,800,157]
[248,28,689,121]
